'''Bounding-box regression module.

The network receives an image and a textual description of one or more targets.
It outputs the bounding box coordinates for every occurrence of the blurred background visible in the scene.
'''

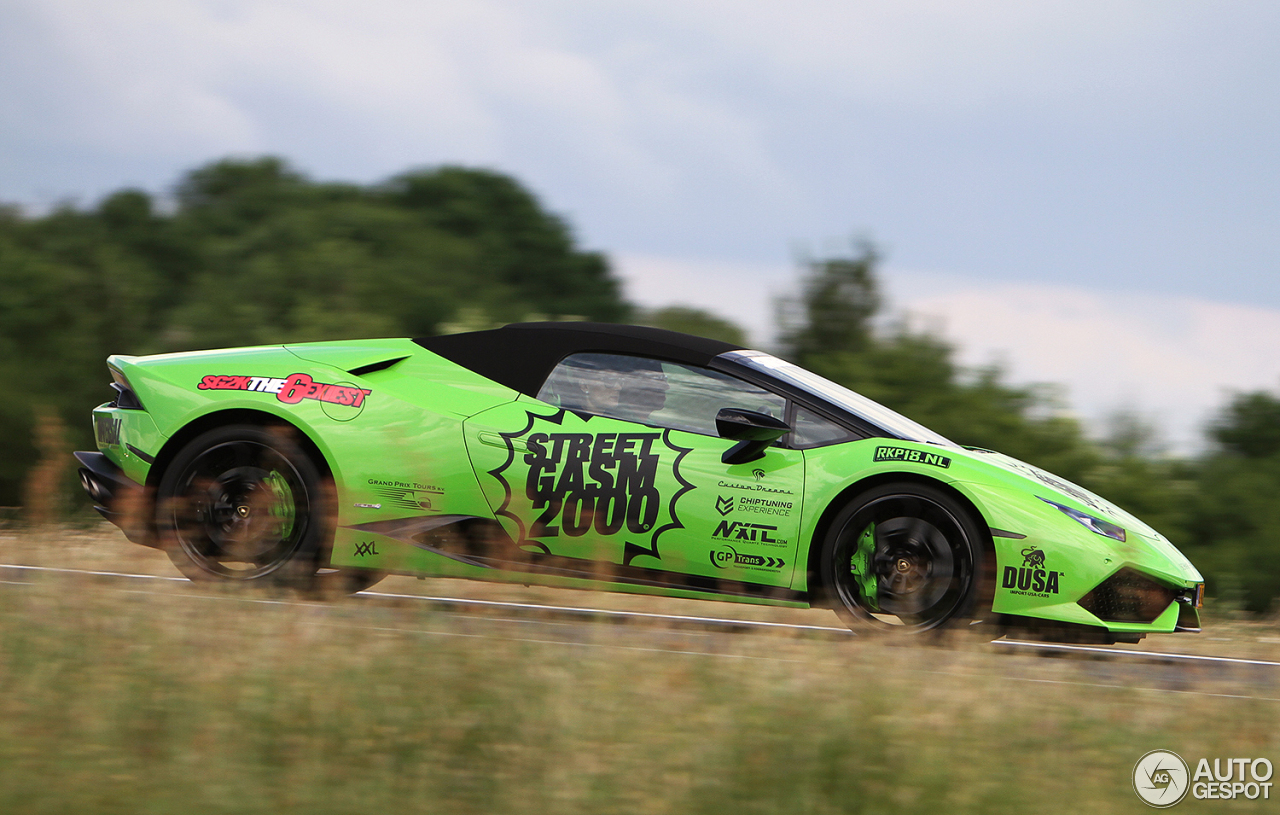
[2,0,1279,610]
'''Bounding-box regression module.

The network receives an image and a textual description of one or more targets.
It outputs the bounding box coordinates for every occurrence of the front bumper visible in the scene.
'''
[957,482,1204,637]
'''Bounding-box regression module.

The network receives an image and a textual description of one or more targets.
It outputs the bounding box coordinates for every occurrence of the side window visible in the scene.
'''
[790,405,857,448]
[538,353,786,436]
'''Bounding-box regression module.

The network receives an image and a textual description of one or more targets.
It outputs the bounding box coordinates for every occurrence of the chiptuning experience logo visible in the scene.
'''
[1134,750,1189,807]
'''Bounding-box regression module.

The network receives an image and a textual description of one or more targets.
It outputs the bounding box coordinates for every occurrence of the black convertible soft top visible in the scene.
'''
[415,322,745,397]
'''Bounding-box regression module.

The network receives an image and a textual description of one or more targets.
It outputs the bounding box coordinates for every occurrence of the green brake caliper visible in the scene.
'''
[262,471,296,539]
[849,524,879,611]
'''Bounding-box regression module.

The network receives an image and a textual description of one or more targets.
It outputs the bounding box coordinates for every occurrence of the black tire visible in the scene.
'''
[820,482,984,633]
[155,423,384,595]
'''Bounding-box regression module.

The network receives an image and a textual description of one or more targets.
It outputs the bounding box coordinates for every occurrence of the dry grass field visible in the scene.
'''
[2,524,1278,814]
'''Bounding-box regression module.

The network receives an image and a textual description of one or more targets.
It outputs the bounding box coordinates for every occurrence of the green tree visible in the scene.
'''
[1185,391,1280,611]
[776,244,1099,483]
[777,242,881,360]
[0,157,630,508]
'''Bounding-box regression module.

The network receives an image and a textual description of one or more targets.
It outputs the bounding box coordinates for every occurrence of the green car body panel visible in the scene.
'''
[82,327,1204,635]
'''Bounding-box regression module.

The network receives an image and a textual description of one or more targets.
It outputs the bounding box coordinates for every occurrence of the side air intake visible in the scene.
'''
[1077,567,1176,624]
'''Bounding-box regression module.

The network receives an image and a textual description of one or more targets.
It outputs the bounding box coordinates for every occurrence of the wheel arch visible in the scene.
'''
[804,471,996,608]
[146,408,333,490]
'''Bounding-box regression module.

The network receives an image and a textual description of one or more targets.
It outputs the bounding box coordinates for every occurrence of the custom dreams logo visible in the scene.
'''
[1001,546,1061,596]
[198,374,371,408]
[487,410,694,566]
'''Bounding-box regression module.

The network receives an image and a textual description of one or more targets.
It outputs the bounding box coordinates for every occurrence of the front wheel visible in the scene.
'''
[820,482,985,633]
[155,423,383,595]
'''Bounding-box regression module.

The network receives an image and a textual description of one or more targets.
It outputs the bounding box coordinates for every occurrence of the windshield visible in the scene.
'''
[721,350,956,447]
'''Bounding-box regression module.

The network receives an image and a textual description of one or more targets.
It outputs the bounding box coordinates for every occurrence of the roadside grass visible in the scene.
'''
[1,526,1278,813]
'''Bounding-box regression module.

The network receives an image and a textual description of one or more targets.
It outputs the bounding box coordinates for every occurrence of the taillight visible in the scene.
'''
[109,367,144,410]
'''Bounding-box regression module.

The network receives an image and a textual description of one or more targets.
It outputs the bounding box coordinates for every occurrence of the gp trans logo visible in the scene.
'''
[1000,546,1061,596]
[1134,750,1190,807]
[712,519,788,547]
[198,373,371,408]
[710,545,785,571]
[873,446,951,468]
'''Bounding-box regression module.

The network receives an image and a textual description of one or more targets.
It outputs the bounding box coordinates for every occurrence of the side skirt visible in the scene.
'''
[346,516,809,604]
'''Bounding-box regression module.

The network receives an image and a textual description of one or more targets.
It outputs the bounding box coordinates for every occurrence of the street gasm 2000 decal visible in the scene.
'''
[198,374,371,407]
[487,409,694,566]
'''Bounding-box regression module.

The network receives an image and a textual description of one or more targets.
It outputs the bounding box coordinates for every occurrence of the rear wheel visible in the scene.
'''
[155,423,383,595]
[821,482,984,633]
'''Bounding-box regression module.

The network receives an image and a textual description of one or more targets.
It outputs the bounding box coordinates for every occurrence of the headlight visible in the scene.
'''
[1040,497,1126,542]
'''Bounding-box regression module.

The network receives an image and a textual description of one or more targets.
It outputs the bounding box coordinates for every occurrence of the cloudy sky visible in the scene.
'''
[3,1,1278,449]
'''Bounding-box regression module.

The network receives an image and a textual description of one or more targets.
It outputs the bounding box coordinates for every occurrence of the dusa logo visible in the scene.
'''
[712,519,787,547]
[1001,546,1061,596]
[710,545,786,571]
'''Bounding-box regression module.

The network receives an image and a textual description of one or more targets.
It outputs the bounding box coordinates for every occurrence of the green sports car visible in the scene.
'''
[75,322,1204,639]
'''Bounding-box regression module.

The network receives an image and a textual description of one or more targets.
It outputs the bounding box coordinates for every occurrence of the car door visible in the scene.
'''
[463,352,806,590]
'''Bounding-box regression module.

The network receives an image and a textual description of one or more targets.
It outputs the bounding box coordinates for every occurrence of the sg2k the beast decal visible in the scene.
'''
[198,373,371,407]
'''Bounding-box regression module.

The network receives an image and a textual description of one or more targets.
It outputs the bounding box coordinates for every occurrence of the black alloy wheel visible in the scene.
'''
[821,482,984,633]
[155,423,383,594]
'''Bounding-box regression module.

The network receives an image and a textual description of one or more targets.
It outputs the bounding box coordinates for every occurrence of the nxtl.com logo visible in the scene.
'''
[1133,750,1274,807]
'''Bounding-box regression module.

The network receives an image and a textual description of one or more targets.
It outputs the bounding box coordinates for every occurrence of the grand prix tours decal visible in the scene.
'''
[486,409,694,567]
[197,373,371,408]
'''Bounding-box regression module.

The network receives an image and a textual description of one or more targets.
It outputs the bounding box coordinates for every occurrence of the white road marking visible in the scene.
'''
[0,563,187,582]
[361,589,854,634]
[995,638,1280,667]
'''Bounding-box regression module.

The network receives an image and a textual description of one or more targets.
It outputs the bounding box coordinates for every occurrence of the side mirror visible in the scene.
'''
[716,408,791,465]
